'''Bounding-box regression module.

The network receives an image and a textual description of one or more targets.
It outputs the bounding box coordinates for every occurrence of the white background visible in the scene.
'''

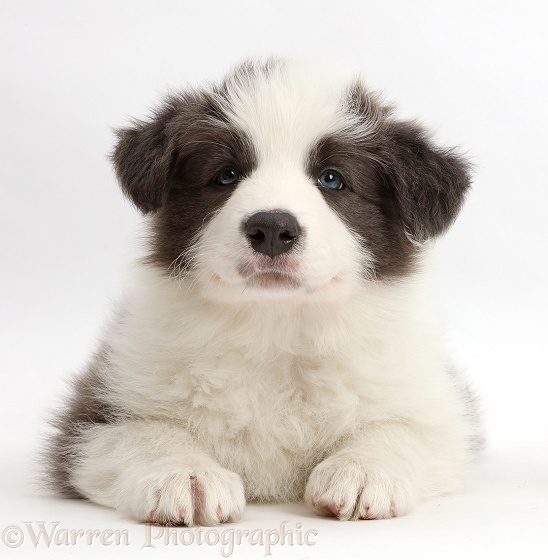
[1,0,547,558]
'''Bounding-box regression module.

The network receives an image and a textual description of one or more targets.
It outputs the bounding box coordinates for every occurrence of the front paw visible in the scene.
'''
[118,465,246,526]
[305,455,416,520]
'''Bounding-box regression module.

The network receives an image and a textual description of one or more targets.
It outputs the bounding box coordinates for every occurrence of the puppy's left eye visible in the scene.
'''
[217,168,240,186]
[317,170,344,190]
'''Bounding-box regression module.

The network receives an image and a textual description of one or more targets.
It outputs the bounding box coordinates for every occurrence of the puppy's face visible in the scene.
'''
[113,60,470,304]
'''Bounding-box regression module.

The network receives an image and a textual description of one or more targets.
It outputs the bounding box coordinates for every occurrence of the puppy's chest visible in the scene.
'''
[173,351,364,452]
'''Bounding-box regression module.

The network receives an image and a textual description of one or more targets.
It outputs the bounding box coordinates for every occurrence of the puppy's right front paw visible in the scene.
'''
[119,465,245,526]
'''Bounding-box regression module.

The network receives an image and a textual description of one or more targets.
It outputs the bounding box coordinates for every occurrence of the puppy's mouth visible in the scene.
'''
[245,270,301,290]
[237,260,301,290]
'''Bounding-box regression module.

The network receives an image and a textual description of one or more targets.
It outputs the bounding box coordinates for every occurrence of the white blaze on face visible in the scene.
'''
[193,60,373,302]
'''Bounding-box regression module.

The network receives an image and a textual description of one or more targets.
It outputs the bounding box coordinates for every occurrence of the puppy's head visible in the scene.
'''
[112,59,470,303]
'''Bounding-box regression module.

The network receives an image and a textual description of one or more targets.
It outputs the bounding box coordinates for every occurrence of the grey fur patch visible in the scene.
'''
[307,83,471,278]
[43,346,119,497]
[111,88,257,273]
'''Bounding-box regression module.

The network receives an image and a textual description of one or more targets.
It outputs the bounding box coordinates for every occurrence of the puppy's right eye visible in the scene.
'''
[217,168,240,186]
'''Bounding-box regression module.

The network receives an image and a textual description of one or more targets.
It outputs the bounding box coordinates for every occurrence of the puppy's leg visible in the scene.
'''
[70,420,245,525]
[305,422,466,520]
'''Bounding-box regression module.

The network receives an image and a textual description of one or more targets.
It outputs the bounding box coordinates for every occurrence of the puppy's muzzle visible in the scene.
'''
[244,211,300,258]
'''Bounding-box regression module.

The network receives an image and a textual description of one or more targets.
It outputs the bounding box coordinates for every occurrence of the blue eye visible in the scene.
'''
[217,168,240,186]
[318,169,344,190]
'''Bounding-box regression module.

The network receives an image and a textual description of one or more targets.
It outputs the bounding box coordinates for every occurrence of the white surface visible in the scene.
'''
[1,443,546,559]
[1,1,547,558]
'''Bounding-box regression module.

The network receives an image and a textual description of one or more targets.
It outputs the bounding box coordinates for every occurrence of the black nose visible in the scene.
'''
[244,211,300,258]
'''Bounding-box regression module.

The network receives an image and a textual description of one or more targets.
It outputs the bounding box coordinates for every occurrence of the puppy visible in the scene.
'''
[46,58,482,525]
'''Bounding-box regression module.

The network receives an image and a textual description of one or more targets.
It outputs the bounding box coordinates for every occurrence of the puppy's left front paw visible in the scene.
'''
[305,455,416,520]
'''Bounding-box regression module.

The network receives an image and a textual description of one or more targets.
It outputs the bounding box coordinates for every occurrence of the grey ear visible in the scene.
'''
[382,121,472,242]
[111,103,179,213]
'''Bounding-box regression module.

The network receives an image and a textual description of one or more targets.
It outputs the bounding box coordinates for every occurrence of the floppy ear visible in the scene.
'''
[111,104,179,213]
[381,121,471,242]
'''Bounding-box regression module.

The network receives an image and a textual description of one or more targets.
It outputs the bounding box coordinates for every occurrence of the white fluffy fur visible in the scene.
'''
[72,263,473,523]
[68,61,476,524]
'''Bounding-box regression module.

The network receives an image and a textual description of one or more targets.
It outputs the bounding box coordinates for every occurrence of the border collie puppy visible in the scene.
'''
[46,58,482,525]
